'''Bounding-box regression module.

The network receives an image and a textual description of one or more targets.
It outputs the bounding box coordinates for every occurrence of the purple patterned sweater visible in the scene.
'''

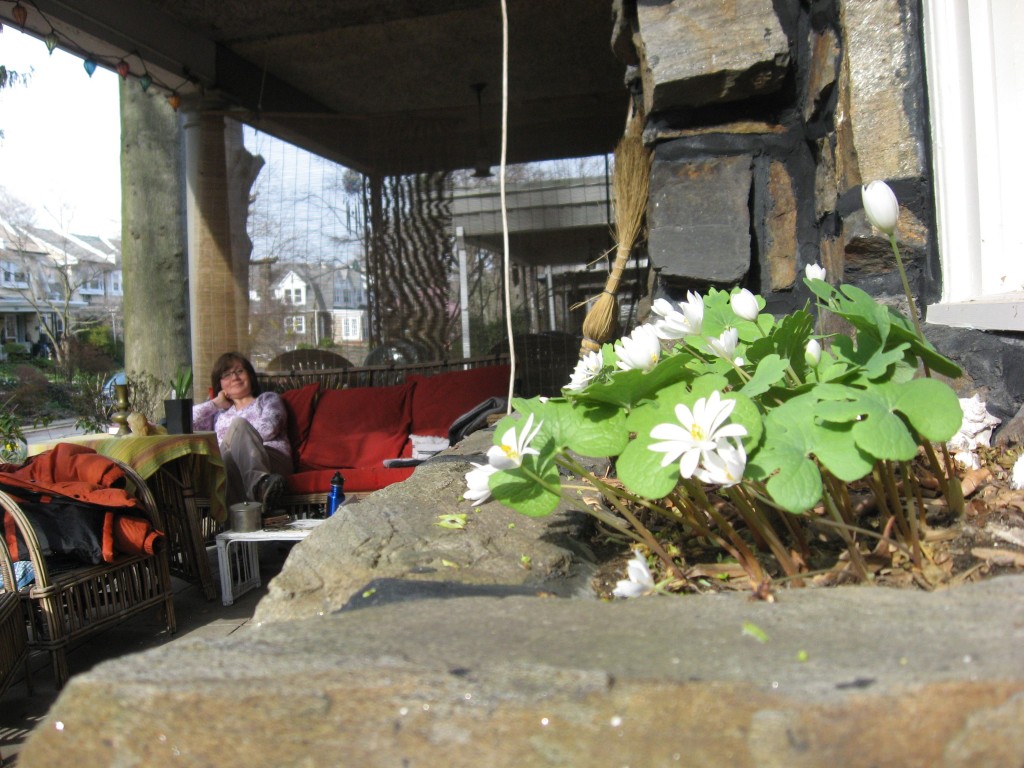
[192,392,292,462]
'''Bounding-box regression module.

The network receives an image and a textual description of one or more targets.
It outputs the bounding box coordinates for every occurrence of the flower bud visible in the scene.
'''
[804,338,822,367]
[861,180,899,235]
[730,288,759,322]
[804,263,826,281]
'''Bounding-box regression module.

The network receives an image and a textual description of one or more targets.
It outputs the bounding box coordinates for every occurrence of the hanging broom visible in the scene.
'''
[579,112,651,358]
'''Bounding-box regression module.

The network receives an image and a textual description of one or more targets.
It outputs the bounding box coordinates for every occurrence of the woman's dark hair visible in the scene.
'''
[209,352,262,397]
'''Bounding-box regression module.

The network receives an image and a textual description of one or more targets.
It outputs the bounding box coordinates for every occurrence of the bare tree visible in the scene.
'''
[1,189,116,371]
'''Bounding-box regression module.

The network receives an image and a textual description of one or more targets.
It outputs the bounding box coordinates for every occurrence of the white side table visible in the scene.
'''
[215,519,325,606]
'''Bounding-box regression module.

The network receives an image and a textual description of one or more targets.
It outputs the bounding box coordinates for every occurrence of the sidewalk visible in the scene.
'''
[21,419,86,446]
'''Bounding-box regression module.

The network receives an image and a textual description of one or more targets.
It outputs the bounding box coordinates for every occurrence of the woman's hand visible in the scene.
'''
[212,390,233,409]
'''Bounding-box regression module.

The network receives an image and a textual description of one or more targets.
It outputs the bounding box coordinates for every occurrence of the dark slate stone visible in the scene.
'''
[926,324,1024,425]
[647,150,752,285]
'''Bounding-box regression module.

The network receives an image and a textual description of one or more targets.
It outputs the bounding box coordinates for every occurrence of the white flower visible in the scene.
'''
[649,390,748,479]
[651,292,704,339]
[463,462,498,506]
[1011,454,1024,491]
[707,327,740,363]
[614,324,662,372]
[612,550,656,598]
[694,439,747,487]
[730,288,759,322]
[565,349,603,390]
[805,263,826,281]
[486,413,543,470]
[804,338,822,367]
[861,180,900,235]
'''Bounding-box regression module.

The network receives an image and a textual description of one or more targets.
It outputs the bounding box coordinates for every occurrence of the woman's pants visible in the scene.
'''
[221,419,292,507]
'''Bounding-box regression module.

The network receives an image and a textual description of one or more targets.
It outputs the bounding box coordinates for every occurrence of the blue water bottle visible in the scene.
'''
[327,471,345,517]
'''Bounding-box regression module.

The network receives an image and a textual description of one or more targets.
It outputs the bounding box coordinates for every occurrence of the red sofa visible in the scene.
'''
[277,364,511,497]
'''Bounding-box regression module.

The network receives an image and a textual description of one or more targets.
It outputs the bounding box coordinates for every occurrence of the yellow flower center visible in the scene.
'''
[690,425,706,441]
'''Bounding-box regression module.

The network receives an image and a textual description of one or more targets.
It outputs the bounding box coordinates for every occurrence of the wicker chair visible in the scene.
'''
[0,459,176,688]
[0,530,30,700]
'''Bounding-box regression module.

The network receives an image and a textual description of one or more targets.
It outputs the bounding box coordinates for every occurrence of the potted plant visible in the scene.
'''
[164,366,194,434]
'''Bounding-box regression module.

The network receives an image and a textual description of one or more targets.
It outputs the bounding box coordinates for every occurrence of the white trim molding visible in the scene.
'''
[922,0,1024,331]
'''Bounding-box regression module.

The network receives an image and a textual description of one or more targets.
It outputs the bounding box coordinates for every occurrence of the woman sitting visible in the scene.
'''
[192,352,290,510]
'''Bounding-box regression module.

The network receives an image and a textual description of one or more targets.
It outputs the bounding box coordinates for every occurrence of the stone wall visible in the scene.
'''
[614,0,1024,425]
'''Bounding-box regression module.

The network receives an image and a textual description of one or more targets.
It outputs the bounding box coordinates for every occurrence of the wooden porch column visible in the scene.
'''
[182,108,243,393]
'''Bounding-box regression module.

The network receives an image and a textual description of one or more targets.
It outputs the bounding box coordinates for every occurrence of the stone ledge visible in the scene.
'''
[19,577,1024,767]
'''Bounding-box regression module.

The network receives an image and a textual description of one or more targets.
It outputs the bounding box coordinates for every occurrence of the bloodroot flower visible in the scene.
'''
[861,180,900,235]
[730,288,760,322]
[566,349,603,391]
[463,462,498,506]
[614,324,662,373]
[804,263,826,281]
[487,413,543,470]
[651,292,704,339]
[612,550,656,598]
[648,390,748,479]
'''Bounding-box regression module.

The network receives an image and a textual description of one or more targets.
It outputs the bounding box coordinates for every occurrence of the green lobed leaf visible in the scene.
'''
[888,377,964,442]
[511,396,628,458]
[740,354,789,398]
[488,456,562,517]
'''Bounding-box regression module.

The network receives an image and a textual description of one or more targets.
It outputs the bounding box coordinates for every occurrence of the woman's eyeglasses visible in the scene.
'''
[220,368,246,380]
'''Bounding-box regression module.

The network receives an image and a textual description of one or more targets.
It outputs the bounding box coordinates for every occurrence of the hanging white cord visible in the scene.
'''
[500,0,515,413]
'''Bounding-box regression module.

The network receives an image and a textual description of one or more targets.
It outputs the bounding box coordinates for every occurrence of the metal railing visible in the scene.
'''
[255,352,511,393]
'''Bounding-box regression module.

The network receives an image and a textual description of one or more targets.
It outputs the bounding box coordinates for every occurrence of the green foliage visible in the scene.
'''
[168,366,193,399]
[472,275,966,588]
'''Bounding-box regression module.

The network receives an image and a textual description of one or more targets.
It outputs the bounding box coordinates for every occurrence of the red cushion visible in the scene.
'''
[408,365,511,437]
[287,466,416,495]
[298,383,414,470]
[279,383,320,457]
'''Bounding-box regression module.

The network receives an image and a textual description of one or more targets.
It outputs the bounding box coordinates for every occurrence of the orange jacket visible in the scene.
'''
[1,443,162,562]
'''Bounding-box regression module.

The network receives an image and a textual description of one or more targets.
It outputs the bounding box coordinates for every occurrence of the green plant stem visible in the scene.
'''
[557,456,686,581]
[687,480,767,585]
[820,485,871,581]
[727,486,803,581]
[668,489,756,579]
[889,233,925,342]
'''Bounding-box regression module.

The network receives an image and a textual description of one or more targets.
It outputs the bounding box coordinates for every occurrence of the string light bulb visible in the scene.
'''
[11,3,28,26]
[115,60,130,79]
[167,93,181,111]
[44,31,59,54]
[139,73,153,91]
[83,58,97,77]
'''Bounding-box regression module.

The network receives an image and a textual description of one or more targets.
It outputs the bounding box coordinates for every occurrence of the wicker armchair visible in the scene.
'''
[0,459,176,688]
[0,529,30,700]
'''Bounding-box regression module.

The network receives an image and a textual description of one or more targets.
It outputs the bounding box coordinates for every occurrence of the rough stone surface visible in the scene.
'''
[255,430,599,624]
[648,151,752,286]
[764,160,798,291]
[20,576,1024,767]
[635,0,789,113]
[804,27,839,123]
[843,0,927,180]
[927,325,1024,425]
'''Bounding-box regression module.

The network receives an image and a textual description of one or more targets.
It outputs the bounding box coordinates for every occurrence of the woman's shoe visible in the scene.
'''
[256,473,285,512]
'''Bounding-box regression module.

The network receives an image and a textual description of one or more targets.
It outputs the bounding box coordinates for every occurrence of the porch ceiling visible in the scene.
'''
[9,0,629,176]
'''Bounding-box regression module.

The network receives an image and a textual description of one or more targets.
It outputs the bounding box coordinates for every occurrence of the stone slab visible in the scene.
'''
[635,0,789,112]
[19,576,1024,767]
[648,151,752,285]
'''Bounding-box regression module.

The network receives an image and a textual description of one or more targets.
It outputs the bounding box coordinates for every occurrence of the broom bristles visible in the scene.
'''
[579,116,651,358]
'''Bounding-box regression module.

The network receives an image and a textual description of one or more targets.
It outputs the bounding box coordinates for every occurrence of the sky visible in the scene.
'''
[0,26,122,237]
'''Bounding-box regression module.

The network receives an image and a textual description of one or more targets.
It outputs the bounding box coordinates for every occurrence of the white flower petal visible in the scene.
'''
[805,263,827,281]
[730,288,759,322]
[862,180,900,235]
[615,325,662,372]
